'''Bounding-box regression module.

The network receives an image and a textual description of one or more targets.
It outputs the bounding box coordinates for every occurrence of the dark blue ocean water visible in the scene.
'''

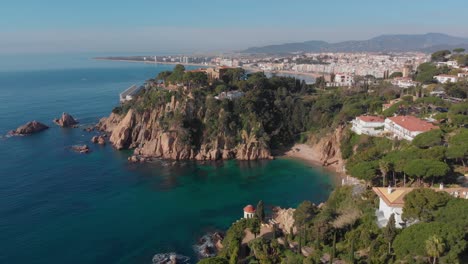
[0,54,333,264]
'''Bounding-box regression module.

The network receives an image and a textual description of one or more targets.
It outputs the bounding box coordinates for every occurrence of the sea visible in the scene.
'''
[0,53,333,264]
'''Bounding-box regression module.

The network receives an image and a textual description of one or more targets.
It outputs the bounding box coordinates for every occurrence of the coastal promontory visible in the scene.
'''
[97,65,317,161]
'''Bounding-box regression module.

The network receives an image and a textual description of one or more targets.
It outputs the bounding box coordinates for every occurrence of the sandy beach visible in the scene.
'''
[283,143,361,186]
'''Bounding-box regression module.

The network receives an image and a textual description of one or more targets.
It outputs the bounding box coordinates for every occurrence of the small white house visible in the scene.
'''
[434,74,459,83]
[351,115,385,136]
[243,205,256,219]
[390,77,420,88]
[384,116,438,141]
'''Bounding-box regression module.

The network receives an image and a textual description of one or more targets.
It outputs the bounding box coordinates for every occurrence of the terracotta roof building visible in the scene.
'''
[373,186,468,228]
[351,115,385,136]
[243,205,256,219]
[384,116,438,141]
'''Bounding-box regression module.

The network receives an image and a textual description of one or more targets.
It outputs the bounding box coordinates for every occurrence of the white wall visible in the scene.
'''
[378,198,404,228]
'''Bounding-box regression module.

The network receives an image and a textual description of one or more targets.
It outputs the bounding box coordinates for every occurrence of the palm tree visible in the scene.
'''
[379,160,390,187]
[426,235,445,264]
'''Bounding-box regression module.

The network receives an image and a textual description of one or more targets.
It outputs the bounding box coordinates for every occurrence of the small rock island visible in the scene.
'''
[54,112,79,127]
[8,121,49,136]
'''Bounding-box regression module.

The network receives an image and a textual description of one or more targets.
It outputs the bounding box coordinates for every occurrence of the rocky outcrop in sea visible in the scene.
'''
[194,232,224,258]
[8,121,49,136]
[71,144,90,154]
[151,253,190,264]
[97,95,273,161]
[54,112,79,127]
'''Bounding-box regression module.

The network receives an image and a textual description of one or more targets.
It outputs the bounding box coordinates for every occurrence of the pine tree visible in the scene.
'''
[330,231,336,264]
[383,214,397,254]
[256,200,265,222]
[348,238,355,264]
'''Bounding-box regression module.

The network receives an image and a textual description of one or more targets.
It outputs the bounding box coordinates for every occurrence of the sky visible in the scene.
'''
[0,0,467,54]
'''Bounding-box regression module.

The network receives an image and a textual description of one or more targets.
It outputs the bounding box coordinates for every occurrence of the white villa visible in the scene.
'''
[243,205,256,219]
[373,186,468,228]
[384,116,438,141]
[351,115,385,136]
[327,73,354,87]
[434,74,459,83]
[390,77,420,88]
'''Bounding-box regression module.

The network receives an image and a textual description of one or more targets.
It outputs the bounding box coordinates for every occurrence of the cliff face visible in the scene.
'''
[309,125,346,173]
[97,96,272,161]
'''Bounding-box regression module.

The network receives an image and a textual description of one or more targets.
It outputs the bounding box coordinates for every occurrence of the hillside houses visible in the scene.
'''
[350,115,438,141]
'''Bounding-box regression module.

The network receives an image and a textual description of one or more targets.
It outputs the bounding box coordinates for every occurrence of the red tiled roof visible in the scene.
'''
[243,205,256,213]
[357,115,385,123]
[387,116,437,132]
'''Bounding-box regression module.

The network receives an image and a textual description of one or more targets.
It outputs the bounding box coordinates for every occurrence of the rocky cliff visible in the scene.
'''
[308,125,346,173]
[97,95,272,161]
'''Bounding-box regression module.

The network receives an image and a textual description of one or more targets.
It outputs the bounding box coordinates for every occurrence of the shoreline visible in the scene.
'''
[94,58,325,79]
[281,143,361,186]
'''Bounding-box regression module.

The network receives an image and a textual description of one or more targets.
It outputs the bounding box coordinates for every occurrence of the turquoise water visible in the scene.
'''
[0,54,334,264]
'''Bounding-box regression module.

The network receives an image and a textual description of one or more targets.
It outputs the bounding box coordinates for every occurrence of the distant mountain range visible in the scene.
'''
[241,33,468,54]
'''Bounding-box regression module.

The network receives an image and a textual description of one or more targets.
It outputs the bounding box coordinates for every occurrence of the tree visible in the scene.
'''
[250,218,261,238]
[256,200,265,222]
[403,159,450,185]
[330,231,336,264]
[156,70,172,84]
[315,76,326,88]
[293,201,317,229]
[446,129,468,169]
[379,160,390,187]
[431,50,451,62]
[426,235,445,264]
[453,48,465,54]
[448,103,468,127]
[389,72,403,78]
[412,130,443,149]
[348,161,377,185]
[402,189,451,222]
[382,214,397,254]
[414,62,438,84]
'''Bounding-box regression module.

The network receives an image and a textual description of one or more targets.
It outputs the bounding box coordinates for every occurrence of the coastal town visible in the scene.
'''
[4,1,468,264]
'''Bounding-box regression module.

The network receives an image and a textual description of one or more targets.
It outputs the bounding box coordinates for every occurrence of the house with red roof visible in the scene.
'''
[384,116,438,141]
[351,115,385,136]
[243,205,256,219]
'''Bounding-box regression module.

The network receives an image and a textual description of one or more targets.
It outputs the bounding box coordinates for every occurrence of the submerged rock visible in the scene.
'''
[194,232,224,258]
[8,121,49,136]
[71,145,90,154]
[91,135,106,145]
[151,253,190,264]
[54,112,79,127]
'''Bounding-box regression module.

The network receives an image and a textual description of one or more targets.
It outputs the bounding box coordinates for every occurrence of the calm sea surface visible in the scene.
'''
[0,53,333,264]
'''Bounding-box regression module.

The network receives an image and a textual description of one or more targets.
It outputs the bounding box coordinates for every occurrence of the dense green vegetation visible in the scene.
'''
[341,126,467,186]
[116,65,391,151]
[200,187,468,263]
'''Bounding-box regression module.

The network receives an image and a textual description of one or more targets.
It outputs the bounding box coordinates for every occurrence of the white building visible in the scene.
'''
[119,84,142,103]
[384,116,438,141]
[334,73,354,86]
[351,116,385,136]
[434,74,459,83]
[390,77,420,88]
[214,90,245,100]
[243,205,256,219]
[373,186,468,228]
[436,60,459,68]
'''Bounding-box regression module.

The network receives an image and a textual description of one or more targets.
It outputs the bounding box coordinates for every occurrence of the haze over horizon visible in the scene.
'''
[1,0,467,54]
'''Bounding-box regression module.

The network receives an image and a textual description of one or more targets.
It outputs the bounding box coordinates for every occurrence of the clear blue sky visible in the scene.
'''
[1,0,467,54]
